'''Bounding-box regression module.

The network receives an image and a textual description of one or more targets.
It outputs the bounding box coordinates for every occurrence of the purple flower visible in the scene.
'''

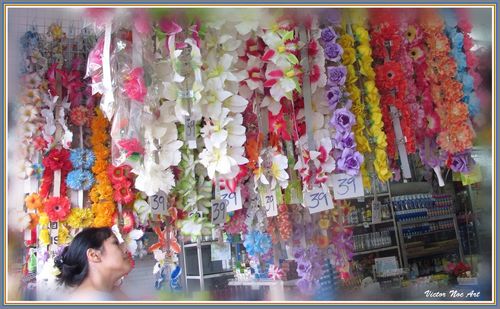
[296,278,313,294]
[334,131,356,150]
[330,107,355,133]
[324,42,343,62]
[293,248,305,260]
[337,148,364,176]
[327,10,342,25]
[326,66,347,86]
[450,151,475,173]
[321,27,336,43]
[326,87,342,109]
[297,260,312,276]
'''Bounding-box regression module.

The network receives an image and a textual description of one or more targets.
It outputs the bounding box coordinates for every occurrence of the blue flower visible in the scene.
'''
[451,49,467,72]
[243,231,272,256]
[461,73,475,93]
[467,93,481,117]
[70,148,96,169]
[66,169,95,191]
[31,163,44,180]
[452,32,464,50]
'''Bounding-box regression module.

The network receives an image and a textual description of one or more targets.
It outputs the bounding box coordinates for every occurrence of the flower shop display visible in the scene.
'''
[14,8,487,298]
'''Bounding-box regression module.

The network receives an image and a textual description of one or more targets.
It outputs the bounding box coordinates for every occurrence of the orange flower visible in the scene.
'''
[93,144,110,159]
[447,103,469,125]
[29,213,39,230]
[315,235,330,249]
[428,33,450,57]
[245,133,262,170]
[442,80,463,104]
[25,193,43,212]
[437,123,475,153]
[90,132,108,147]
[92,159,108,174]
[93,215,113,228]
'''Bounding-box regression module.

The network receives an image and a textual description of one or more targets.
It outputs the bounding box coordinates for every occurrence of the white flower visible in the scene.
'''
[200,84,233,118]
[261,31,293,68]
[226,114,246,147]
[206,53,238,89]
[124,229,144,256]
[133,161,175,196]
[261,96,282,116]
[133,199,151,225]
[224,146,249,178]
[19,105,38,123]
[223,94,248,114]
[240,56,264,93]
[255,152,289,189]
[201,108,232,147]
[198,140,235,179]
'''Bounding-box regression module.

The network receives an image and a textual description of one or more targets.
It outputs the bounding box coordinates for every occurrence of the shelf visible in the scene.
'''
[349,192,390,201]
[397,214,455,226]
[183,240,243,248]
[186,271,234,279]
[406,240,459,259]
[352,245,398,257]
[345,219,394,229]
[403,228,456,239]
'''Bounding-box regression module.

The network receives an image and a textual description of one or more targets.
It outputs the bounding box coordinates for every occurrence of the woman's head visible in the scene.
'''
[55,227,131,287]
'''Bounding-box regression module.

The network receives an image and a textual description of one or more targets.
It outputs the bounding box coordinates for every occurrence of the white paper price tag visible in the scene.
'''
[50,221,59,245]
[261,189,278,217]
[304,186,334,214]
[221,187,242,212]
[332,173,364,200]
[53,170,61,197]
[148,191,168,215]
[184,116,197,149]
[211,199,227,225]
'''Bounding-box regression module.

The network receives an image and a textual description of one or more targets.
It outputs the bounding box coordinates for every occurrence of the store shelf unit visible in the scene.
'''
[396,213,464,268]
[181,238,240,291]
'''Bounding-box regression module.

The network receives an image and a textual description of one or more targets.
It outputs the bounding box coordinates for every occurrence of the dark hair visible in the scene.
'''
[54,227,113,287]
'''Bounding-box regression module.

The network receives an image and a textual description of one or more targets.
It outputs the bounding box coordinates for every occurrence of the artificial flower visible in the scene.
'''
[70,148,96,170]
[112,180,135,205]
[133,199,151,225]
[44,196,71,222]
[243,230,272,256]
[25,193,43,212]
[133,161,175,196]
[112,210,135,234]
[337,148,364,176]
[326,66,347,86]
[117,138,145,158]
[66,208,94,229]
[124,67,147,103]
[70,105,90,127]
[66,169,95,191]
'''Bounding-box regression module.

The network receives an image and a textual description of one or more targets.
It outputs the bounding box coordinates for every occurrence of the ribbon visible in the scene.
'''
[389,106,411,179]
[101,22,115,120]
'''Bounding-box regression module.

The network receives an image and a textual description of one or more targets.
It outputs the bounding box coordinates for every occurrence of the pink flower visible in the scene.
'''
[159,19,182,35]
[133,9,152,35]
[118,138,145,157]
[124,67,147,103]
[70,106,90,126]
[85,8,115,27]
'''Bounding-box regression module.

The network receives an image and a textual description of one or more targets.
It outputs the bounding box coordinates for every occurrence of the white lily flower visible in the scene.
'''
[133,199,151,225]
[206,53,238,89]
[227,114,247,147]
[133,161,175,196]
[200,84,233,118]
[201,108,232,147]
[223,94,248,114]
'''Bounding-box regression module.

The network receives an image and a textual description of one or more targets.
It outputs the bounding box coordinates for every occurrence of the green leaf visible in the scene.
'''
[286,53,299,65]
[154,27,166,41]
[282,30,294,41]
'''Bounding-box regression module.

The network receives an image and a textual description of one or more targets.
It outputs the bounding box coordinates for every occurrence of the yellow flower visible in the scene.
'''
[354,26,370,43]
[319,218,330,230]
[360,57,375,79]
[67,208,94,229]
[360,164,371,189]
[357,44,372,59]
[92,159,108,175]
[39,229,50,246]
[58,224,70,245]
[346,65,358,85]
[405,25,417,43]
[39,213,49,226]
[342,48,356,66]
[337,34,354,48]
[347,84,361,102]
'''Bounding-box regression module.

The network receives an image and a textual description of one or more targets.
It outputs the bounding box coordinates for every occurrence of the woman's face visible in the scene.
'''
[99,235,132,277]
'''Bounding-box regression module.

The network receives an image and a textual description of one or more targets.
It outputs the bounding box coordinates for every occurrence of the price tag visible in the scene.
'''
[221,187,242,212]
[50,221,59,245]
[184,116,197,149]
[332,173,364,200]
[210,242,231,261]
[372,200,382,224]
[53,170,61,197]
[148,191,168,215]
[211,199,227,225]
[304,186,334,214]
[261,189,278,217]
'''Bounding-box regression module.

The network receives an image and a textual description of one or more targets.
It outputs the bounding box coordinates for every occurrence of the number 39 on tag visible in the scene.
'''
[148,191,168,215]
[260,189,278,217]
[332,173,364,200]
[211,199,227,225]
[220,187,242,212]
[304,186,334,214]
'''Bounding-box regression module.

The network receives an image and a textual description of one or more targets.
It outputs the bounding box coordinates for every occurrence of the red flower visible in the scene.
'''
[33,136,48,152]
[112,180,135,204]
[117,138,144,157]
[124,68,147,103]
[244,38,265,59]
[113,210,135,234]
[308,39,319,57]
[44,196,71,222]
[268,112,291,141]
[42,148,72,171]
[108,164,132,184]
[70,105,90,127]
[375,61,404,91]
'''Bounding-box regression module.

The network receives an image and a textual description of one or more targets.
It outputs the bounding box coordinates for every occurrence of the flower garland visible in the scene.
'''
[293,245,325,294]
[420,10,474,155]
[351,23,392,183]
[320,19,364,178]
[108,164,136,205]
[454,9,482,119]
[39,148,72,198]
[89,108,116,227]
